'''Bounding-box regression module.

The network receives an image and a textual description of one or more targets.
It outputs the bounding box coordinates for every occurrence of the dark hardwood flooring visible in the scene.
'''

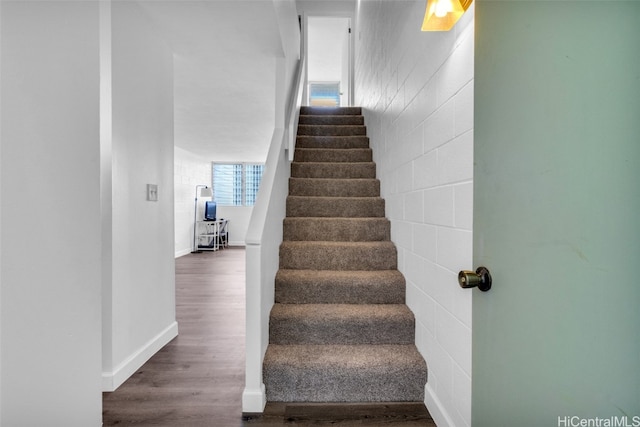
[102,248,435,426]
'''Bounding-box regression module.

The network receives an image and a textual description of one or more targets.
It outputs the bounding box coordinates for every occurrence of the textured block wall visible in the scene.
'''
[354,2,474,426]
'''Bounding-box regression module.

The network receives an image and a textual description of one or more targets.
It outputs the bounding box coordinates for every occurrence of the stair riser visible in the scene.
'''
[269,306,414,345]
[279,242,397,271]
[296,136,370,149]
[275,270,405,304]
[286,197,385,218]
[301,106,362,115]
[264,369,426,402]
[298,115,364,126]
[294,148,372,163]
[283,218,390,242]
[289,179,380,197]
[291,163,376,179]
[263,345,427,403]
[275,281,404,304]
[298,125,367,137]
[269,322,414,345]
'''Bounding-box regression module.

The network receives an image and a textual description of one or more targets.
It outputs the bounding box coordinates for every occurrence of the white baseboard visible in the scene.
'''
[425,383,455,427]
[175,244,245,258]
[102,321,179,392]
[242,384,266,414]
[175,248,192,258]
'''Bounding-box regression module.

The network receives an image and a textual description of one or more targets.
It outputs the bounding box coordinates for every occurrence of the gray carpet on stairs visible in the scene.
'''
[263,106,427,403]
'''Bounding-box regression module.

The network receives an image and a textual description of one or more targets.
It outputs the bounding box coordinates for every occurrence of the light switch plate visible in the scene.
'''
[147,184,158,201]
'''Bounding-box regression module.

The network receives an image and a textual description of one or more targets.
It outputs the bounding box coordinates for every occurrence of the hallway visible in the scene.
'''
[103,249,247,426]
[103,248,434,426]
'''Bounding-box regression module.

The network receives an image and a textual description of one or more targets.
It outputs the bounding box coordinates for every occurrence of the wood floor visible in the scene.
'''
[102,248,435,426]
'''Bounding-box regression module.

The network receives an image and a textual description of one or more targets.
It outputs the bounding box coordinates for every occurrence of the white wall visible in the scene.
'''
[102,1,178,391]
[174,147,212,257]
[355,2,474,426]
[275,0,302,119]
[218,206,253,247]
[1,1,102,425]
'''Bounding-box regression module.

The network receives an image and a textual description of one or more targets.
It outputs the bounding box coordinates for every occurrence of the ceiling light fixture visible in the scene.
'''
[421,0,473,31]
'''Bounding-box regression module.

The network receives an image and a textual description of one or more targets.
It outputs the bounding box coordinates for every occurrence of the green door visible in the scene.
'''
[473,2,640,425]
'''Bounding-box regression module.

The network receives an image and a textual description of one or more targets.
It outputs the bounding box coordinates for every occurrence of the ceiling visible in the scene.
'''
[138,1,285,163]
[137,0,354,164]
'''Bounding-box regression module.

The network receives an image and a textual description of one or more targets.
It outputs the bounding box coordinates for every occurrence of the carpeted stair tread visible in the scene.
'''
[298,115,364,126]
[269,303,415,345]
[280,241,397,271]
[296,136,370,149]
[288,178,380,197]
[291,162,377,179]
[287,196,385,218]
[300,106,362,115]
[283,217,390,242]
[293,148,372,163]
[275,269,405,304]
[263,344,427,402]
[297,124,367,137]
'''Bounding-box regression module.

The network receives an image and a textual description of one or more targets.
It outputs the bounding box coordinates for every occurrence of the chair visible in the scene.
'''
[217,219,229,249]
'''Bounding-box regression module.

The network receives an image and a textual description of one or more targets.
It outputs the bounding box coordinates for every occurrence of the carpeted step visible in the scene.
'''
[297,125,367,137]
[286,196,385,218]
[263,344,427,402]
[269,304,415,345]
[275,269,405,304]
[279,241,397,271]
[291,162,376,179]
[301,106,362,115]
[283,217,390,242]
[288,178,380,197]
[293,148,372,163]
[296,136,370,149]
[298,115,364,126]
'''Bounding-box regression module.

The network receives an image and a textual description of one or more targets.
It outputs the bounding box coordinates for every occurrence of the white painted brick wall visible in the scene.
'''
[355,2,474,426]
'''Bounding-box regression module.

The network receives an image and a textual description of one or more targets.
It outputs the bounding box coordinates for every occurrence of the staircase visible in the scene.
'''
[263,106,427,403]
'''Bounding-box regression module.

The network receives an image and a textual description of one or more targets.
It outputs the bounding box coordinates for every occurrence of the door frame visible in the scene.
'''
[302,12,354,107]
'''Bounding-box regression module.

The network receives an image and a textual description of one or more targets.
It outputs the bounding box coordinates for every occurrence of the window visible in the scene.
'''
[212,163,264,206]
[244,164,264,205]
[309,82,341,107]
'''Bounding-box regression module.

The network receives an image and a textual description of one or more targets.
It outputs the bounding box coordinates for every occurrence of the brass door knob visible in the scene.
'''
[458,267,492,292]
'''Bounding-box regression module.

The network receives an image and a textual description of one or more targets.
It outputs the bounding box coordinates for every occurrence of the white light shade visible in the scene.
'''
[200,187,213,197]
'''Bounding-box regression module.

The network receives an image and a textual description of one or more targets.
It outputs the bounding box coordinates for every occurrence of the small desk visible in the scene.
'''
[196,219,228,251]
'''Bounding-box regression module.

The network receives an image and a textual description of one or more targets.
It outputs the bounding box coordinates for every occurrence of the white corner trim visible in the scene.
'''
[102,321,179,392]
[425,383,456,427]
[242,384,266,414]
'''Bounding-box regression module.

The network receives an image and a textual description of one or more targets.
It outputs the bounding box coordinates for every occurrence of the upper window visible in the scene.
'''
[309,82,341,107]
[212,163,264,206]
